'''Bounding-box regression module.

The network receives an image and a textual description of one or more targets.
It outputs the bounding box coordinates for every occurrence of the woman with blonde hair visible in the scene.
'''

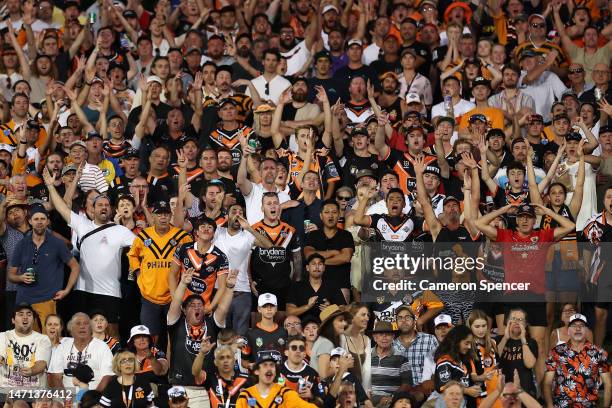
[467,309,500,408]
[340,303,372,393]
[101,351,154,408]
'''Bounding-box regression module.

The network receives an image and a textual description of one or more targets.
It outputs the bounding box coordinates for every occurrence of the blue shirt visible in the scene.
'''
[10,230,73,304]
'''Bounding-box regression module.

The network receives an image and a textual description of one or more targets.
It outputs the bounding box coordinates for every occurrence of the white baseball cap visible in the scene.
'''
[568,313,587,326]
[0,144,14,153]
[128,324,152,343]
[322,4,339,14]
[405,92,422,104]
[258,293,278,307]
[330,347,346,358]
[146,75,163,84]
[434,314,453,327]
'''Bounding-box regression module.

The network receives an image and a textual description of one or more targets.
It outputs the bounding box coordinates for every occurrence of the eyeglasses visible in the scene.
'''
[593,70,609,75]
[509,317,525,322]
[569,68,584,74]
[336,195,352,201]
[285,322,301,328]
[289,345,306,352]
[530,23,546,28]
[396,315,414,322]
[120,358,135,364]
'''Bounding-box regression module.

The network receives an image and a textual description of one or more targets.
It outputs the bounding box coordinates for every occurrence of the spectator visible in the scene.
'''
[279,335,324,405]
[125,324,169,385]
[201,344,252,408]
[91,311,120,354]
[100,350,154,408]
[544,314,611,408]
[0,303,52,389]
[48,312,114,391]
[7,204,79,332]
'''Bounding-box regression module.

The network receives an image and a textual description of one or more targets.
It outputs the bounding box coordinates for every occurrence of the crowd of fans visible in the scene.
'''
[0,0,611,406]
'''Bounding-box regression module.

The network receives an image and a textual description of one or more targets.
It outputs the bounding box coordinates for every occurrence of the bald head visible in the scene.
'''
[593,63,610,86]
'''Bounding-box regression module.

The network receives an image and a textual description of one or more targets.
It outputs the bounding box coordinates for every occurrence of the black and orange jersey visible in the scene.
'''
[344,99,374,123]
[208,125,254,168]
[250,221,300,291]
[236,384,317,408]
[276,148,340,199]
[204,371,252,408]
[189,211,227,230]
[366,213,420,242]
[136,347,167,374]
[103,139,132,159]
[170,164,206,195]
[513,41,568,68]
[383,148,437,194]
[203,94,253,123]
[242,323,288,362]
[279,362,325,400]
[434,354,470,393]
[103,335,120,354]
[172,242,230,305]
[147,172,176,201]
[128,226,193,304]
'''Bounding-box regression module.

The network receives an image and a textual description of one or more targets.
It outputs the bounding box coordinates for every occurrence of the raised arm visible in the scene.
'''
[42,167,73,223]
[212,269,238,326]
[535,203,575,241]
[413,154,442,240]
[7,25,31,79]
[568,140,585,218]
[271,89,291,149]
[167,268,192,325]
[373,112,391,158]
[475,205,513,240]
[526,144,544,206]
[537,142,565,193]
[433,127,450,178]
[64,88,95,133]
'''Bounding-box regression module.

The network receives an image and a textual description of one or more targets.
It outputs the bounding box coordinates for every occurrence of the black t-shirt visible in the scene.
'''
[307,77,343,104]
[304,229,355,288]
[322,372,368,404]
[126,102,173,137]
[287,279,347,322]
[496,336,538,397]
[168,315,222,385]
[242,323,288,362]
[341,147,380,187]
[101,376,154,408]
[369,58,402,77]
[333,65,379,99]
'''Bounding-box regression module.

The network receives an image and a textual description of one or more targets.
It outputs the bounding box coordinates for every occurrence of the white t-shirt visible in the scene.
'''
[363,43,381,65]
[214,227,256,293]
[243,183,291,225]
[70,213,136,298]
[431,99,475,120]
[281,41,311,76]
[518,70,568,122]
[0,330,52,388]
[48,337,114,390]
[246,75,291,104]
[566,160,597,230]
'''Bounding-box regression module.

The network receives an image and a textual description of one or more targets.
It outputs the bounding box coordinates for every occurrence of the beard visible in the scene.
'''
[292,90,308,102]
[237,47,250,58]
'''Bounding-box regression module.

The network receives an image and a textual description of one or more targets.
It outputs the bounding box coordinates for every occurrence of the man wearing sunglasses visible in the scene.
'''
[279,335,324,405]
[566,63,593,98]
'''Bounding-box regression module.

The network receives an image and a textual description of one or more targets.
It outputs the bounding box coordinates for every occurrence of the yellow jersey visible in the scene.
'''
[236,383,317,408]
[127,226,192,305]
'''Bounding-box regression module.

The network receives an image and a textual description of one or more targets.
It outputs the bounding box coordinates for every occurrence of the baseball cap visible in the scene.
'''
[15,303,35,314]
[29,204,48,218]
[443,196,460,205]
[405,92,422,105]
[516,204,535,218]
[167,386,187,400]
[568,313,587,326]
[468,113,487,124]
[86,130,102,140]
[124,148,140,159]
[379,71,399,81]
[70,140,87,150]
[314,50,332,62]
[254,104,275,114]
[434,314,453,327]
[528,13,545,24]
[436,116,455,126]
[565,132,582,142]
[423,165,441,177]
[400,47,418,58]
[123,9,137,19]
[0,144,14,153]
[600,124,612,134]
[472,76,491,88]
[186,46,203,55]
[355,169,376,180]
[330,347,346,358]
[255,350,282,367]
[258,293,278,307]
[347,38,363,48]
[511,137,527,149]
[61,164,77,176]
[152,200,172,214]
[322,4,339,14]
[26,119,41,129]
[514,13,528,22]
[218,98,238,107]
[73,364,95,384]
[146,75,163,84]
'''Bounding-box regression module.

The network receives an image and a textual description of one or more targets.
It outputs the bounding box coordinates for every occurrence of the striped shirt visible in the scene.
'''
[371,347,413,403]
[513,41,568,67]
[79,162,109,193]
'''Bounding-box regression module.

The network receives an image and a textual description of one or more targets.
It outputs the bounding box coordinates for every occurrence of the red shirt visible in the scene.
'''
[496,228,555,294]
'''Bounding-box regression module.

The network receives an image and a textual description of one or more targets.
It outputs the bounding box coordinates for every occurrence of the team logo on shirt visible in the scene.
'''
[439,366,451,382]
[256,337,263,347]
[530,236,539,243]
[274,396,283,404]
[144,239,152,247]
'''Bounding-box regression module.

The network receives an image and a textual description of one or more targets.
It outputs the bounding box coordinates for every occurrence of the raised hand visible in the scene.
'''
[176,149,188,169]
[279,87,292,105]
[192,71,204,91]
[577,138,586,158]
[376,112,388,126]
[366,80,375,101]
[315,85,328,104]
[182,268,195,285]
[461,152,478,169]
[412,154,427,174]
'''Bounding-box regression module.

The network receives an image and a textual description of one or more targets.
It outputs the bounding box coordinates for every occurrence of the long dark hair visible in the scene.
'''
[319,315,344,347]
[434,325,473,364]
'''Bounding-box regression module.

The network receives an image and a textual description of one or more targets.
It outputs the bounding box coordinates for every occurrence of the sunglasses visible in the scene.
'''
[569,68,584,74]
[289,345,306,352]
[336,195,352,200]
[531,23,546,28]
[265,82,270,96]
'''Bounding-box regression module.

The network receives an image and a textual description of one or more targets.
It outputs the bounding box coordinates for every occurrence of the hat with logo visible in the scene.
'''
[347,38,363,48]
[516,204,536,218]
[258,293,278,307]
[322,4,339,14]
[86,130,102,140]
[15,302,35,314]
[405,92,422,105]
[152,200,172,214]
[434,314,453,327]
[468,113,488,124]
[29,203,48,218]
[370,320,398,334]
[400,47,418,58]
[124,148,140,159]
[600,124,612,135]
[254,350,282,367]
[472,76,491,88]
[568,313,587,326]
[565,132,582,142]
[423,165,441,178]
[128,324,153,344]
[314,50,332,62]
[0,144,14,153]
[70,140,87,150]
[330,347,346,358]
[167,386,187,400]
[123,9,137,19]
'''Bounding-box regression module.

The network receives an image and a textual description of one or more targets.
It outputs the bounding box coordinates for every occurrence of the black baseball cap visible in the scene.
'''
[472,76,490,88]
[314,50,332,62]
[565,132,582,142]
[152,200,172,214]
[516,204,535,218]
